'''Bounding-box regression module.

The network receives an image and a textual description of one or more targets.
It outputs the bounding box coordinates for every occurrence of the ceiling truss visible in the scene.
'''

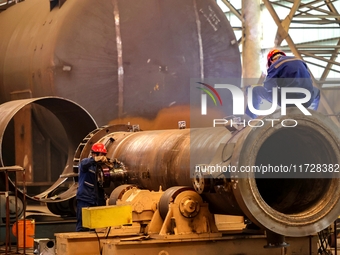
[219,0,340,123]
[264,0,340,123]
[263,0,340,84]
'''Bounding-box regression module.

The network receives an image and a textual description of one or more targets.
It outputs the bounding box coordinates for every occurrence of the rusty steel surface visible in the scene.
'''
[77,108,340,237]
[0,97,97,201]
[0,0,241,129]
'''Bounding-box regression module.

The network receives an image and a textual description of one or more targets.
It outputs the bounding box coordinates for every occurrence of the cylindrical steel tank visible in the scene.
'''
[0,0,241,129]
[82,108,340,237]
[0,97,97,200]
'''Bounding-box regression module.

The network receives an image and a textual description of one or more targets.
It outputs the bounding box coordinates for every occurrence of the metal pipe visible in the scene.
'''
[14,170,18,254]
[89,108,340,237]
[5,170,9,255]
[23,168,26,255]
[335,220,338,255]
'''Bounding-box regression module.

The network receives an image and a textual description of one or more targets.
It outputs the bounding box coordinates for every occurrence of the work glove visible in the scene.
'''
[94,156,108,163]
[95,156,115,169]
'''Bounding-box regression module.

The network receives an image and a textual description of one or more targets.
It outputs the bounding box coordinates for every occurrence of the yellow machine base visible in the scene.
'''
[55,232,316,255]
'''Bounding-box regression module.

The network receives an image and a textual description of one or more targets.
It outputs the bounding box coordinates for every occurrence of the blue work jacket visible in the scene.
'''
[264,56,315,107]
[76,157,99,204]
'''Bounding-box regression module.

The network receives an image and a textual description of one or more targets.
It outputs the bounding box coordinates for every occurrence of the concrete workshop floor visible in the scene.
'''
[0,246,35,254]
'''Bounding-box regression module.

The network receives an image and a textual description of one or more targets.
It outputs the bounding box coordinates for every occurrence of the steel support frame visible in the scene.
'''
[262,0,340,126]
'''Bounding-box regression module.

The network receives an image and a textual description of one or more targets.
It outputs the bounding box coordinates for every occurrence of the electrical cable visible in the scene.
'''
[105,227,111,239]
[95,230,102,255]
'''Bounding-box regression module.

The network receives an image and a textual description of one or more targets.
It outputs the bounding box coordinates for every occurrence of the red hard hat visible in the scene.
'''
[91,143,107,154]
[267,49,286,68]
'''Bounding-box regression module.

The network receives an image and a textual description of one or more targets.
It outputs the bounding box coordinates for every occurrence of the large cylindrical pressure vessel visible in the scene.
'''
[0,0,241,128]
[102,126,233,190]
[88,108,340,237]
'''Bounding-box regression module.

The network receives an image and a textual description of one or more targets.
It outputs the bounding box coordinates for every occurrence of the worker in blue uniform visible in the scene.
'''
[76,143,108,232]
[245,49,320,119]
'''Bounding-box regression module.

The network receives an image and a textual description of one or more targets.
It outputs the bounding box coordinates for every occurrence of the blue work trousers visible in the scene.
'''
[76,199,96,232]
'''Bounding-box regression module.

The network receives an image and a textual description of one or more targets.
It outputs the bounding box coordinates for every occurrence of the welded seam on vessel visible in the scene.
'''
[113,0,124,118]
[193,0,204,80]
